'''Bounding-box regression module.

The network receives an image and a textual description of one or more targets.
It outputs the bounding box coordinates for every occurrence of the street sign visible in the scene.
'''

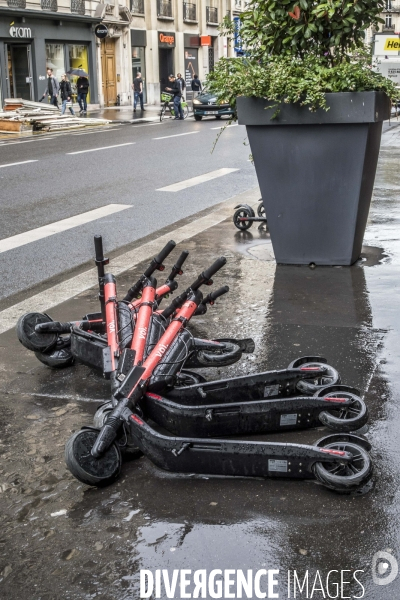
[95,24,108,39]
[384,38,400,51]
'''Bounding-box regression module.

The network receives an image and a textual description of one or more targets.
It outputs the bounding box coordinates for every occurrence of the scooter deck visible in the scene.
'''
[127,413,353,480]
[167,358,335,403]
[142,391,355,437]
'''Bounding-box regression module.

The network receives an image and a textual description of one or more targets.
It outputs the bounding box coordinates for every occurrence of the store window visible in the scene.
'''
[132,46,146,103]
[45,43,65,80]
[69,44,90,102]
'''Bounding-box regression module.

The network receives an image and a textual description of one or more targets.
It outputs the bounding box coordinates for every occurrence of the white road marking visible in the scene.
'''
[132,117,160,123]
[211,123,239,130]
[0,187,260,334]
[0,159,38,169]
[67,142,135,155]
[153,131,199,140]
[70,127,121,136]
[0,204,131,254]
[157,168,239,192]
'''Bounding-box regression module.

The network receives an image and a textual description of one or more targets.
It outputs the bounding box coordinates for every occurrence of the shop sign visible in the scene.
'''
[158,32,175,48]
[200,36,211,47]
[95,24,108,39]
[9,24,32,38]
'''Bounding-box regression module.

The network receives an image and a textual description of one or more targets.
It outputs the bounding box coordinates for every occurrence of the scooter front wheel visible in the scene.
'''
[233,208,253,230]
[65,429,122,487]
[34,340,74,369]
[175,370,207,387]
[319,390,368,432]
[17,312,58,352]
[295,362,340,394]
[313,441,372,492]
[93,402,143,458]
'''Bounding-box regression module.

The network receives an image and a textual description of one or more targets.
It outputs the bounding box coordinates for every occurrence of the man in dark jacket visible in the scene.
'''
[76,76,89,114]
[165,75,184,120]
[60,74,75,116]
[191,74,202,95]
[42,68,60,108]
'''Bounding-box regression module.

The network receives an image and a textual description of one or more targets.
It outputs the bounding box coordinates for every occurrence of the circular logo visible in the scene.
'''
[95,24,108,39]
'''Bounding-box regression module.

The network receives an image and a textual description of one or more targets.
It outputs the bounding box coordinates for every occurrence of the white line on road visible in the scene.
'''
[153,131,199,140]
[0,187,260,335]
[211,123,239,130]
[67,142,135,155]
[70,128,121,136]
[157,168,239,192]
[0,160,38,169]
[0,204,131,254]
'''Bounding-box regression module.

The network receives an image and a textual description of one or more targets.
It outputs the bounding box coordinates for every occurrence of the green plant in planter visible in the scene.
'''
[207,0,398,114]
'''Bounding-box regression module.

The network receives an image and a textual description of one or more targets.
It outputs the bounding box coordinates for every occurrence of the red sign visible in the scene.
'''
[200,36,212,47]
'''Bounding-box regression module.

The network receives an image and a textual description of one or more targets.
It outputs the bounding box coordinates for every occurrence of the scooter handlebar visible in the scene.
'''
[167,250,189,281]
[94,235,104,262]
[145,240,176,276]
[203,285,229,305]
[191,257,227,290]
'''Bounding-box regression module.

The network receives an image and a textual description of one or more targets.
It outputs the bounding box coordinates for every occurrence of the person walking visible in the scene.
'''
[59,74,75,116]
[176,73,186,97]
[132,72,145,112]
[76,75,89,114]
[42,68,60,108]
[191,74,202,96]
[165,74,184,120]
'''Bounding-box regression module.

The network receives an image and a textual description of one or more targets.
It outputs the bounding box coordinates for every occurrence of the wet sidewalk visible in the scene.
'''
[85,104,163,124]
[1,127,400,598]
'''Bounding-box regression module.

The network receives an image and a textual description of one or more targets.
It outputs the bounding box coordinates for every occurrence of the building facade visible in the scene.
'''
[0,0,244,108]
[129,0,244,106]
[0,0,102,106]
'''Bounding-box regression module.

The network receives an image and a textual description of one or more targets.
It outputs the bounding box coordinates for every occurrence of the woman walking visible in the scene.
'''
[60,74,75,116]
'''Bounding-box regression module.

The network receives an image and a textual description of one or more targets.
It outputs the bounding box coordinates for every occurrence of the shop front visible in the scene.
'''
[158,30,175,92]
[0,9,100,107]
[184,34,200,95]
[131,29,146,103]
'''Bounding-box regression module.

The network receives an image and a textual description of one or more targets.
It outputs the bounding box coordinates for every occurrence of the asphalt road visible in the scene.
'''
[0,116,257,302]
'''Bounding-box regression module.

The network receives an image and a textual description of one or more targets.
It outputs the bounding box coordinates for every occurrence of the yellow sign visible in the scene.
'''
[384,38,400,51]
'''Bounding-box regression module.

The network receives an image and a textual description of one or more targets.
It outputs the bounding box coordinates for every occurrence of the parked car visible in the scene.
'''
[192,91,235,121]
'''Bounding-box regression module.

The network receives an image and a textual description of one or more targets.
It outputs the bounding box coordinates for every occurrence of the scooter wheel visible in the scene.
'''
[233,208,253,230]
[257,201,266,218]
[197,341,242,367]
[93,402,143,459]
[314,441,372,492]
[295,362,340,395]
[319,391,368,432]
[16,312,58,352]
[34,342,74,369]
[175,370,207,387]
[65,429,122,487]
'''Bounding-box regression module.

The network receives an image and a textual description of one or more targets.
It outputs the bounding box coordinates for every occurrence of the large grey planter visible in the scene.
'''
[237,92,391,265]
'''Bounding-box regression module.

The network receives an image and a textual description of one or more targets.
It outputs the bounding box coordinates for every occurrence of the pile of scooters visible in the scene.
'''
[17,236,373,493]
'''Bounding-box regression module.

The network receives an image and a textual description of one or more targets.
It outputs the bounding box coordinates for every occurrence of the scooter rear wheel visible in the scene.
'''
[233,208,253,230]
[257,201,266,218]
[313,441,372,492]
[16,312,58,352]
[93,403,142,458]
[295,362,340,394]
[319,391,368,432]
[65,429,122,487]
